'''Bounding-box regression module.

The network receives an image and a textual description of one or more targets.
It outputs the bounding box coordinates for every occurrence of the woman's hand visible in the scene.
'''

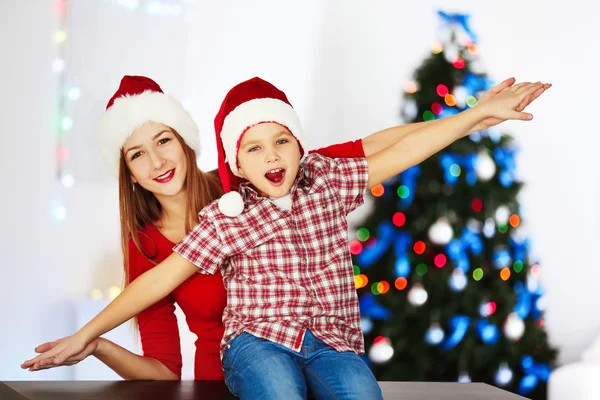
[21,334,96,371]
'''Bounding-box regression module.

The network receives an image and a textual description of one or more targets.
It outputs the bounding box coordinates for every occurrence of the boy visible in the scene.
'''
[24,77,547,399]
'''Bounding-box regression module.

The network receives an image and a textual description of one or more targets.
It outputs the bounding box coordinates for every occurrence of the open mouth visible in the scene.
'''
[264,168,286,186]
[153,168,175,183]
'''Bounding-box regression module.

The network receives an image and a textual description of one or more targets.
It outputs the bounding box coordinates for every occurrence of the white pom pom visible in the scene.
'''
[218,191,244,217]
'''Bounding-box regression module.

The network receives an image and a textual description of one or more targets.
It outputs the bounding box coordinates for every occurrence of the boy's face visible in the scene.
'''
[237,122,301,198]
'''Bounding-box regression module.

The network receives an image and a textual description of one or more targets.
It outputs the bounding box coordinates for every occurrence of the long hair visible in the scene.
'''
[118,129,223,286]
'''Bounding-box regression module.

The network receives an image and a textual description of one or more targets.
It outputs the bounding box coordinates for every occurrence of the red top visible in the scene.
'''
[127,139,365,380]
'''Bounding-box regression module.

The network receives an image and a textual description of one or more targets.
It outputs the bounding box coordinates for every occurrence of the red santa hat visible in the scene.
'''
[214,77,307,217]
[98,75,200,177]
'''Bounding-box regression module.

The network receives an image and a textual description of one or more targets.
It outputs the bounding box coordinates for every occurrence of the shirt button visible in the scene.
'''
[302,257,307,263]
[311,291,317,298]
[322,204,327,209]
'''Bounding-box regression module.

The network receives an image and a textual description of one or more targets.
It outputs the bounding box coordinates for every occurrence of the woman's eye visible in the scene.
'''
[131,151,142,160]
[158,138,171,145]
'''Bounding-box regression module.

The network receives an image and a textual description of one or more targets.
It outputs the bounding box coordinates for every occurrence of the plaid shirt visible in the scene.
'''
[173,154,369,358]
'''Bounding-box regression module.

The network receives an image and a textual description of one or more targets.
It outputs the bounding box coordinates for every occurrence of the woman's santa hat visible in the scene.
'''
[98,75,200,177]
[214,77,307,217]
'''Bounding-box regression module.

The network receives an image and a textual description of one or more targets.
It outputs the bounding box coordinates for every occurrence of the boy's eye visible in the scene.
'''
[248,146,260,152]
[276,139,288,145]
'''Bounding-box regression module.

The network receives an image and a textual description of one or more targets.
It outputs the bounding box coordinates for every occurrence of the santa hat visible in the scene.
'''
[98,75,200,177]
[214,77,307,217]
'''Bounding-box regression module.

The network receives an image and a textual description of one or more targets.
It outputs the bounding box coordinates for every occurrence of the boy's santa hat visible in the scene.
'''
[214,77,307,217]
[98,75,200,177]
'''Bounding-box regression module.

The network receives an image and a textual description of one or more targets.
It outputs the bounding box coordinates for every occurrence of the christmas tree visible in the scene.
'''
[353,11,557,399]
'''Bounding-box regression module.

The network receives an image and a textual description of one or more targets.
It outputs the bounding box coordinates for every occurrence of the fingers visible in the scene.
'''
[34,341,58,353]
[29,356,80,371]
[512,111,533,120]
[510,82,531,92]
[490,77,516,94]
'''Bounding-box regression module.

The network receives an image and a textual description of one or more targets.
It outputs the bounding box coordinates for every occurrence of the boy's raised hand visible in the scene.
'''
[474,81,546,122]
[475,78,551,131]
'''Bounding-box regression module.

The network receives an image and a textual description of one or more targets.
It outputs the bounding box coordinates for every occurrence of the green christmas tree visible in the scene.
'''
[353,11,557,399]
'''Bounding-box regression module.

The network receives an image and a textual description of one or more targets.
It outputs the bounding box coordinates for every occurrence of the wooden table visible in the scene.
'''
[1,380,528,399]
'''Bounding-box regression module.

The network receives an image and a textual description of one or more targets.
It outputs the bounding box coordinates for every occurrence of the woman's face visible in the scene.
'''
[123,122,188,199]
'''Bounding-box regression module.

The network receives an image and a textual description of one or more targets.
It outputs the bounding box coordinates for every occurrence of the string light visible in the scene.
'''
[394,277,408,291]
[53,0,71,221]
[436,84,449,96]
[434,254,447,268]
[414,241,426,254]
[453,57,465,69]
[513,260,524,273]
[431,41,443,54]
[356,228,370,242]
[404,81,418,94]
[392,212,406,227]
[444,94,456,106]
[349,240,363,255]
[371,184,384,197]
[472,198,483,212]
[397,185,410,199]
[509,214,520,228]
[431,102,443,115]
[416,263,427,276]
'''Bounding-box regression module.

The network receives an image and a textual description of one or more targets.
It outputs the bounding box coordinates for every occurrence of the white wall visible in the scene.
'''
[1,0,598,380]
[184,0,600,366]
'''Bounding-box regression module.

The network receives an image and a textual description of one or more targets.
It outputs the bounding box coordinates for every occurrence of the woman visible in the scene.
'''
[22,75,544,380]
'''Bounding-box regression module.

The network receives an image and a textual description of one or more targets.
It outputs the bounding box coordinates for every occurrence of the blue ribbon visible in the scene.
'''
[441,314,470,351]
[492,247,512,269]
[438,105,460,118]
[510,237,530,263]
[446,227,483,273]
[393,231,413,277]
[437,11,478,43]
[514,281,545,320]
[476,319,500,345]
[493,147,517,187]
[518,355,551,396]
[462,72,494,94]
[440,153,477,186]
[356,222,395,268]
[359,294,392,321]
[397,165,421,209]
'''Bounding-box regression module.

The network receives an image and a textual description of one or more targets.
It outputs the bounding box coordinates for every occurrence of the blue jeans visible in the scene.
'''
[222,330,383,400]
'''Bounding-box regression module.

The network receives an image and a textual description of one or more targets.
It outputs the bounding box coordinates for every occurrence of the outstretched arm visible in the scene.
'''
[22,253,197,368]
[366,81,546,188]
[361,78,550,157]
[23,337,179,380]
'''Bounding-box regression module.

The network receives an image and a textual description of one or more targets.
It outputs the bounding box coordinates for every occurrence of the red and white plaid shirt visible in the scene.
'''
[173,154,369,358]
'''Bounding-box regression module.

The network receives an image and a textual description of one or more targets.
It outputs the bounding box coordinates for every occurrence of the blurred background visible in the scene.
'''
[1,0,598,399]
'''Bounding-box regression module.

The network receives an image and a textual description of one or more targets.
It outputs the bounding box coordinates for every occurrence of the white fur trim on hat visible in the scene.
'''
[98,90,200,177]
[218,191,245,217]
[220,98,306,177]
